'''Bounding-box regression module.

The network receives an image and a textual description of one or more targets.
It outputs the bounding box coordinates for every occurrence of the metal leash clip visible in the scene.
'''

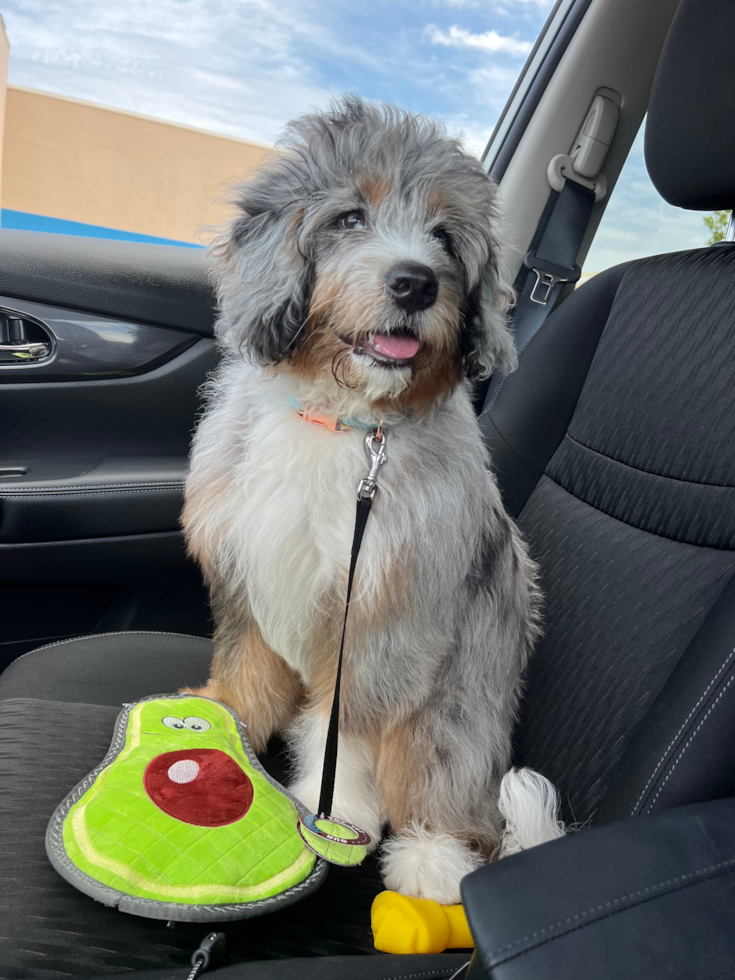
[357,424,387,500]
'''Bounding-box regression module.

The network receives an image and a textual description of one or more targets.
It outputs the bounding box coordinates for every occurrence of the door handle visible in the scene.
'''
[0,314,53,364]
[0,340,51,362]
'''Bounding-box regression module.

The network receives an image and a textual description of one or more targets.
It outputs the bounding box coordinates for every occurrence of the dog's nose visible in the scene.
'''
[385,263,438,313]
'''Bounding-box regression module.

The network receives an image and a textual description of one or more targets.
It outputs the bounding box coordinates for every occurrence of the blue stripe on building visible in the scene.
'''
[0,209,204,248]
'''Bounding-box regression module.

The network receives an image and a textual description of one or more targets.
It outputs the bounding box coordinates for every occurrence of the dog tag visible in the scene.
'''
[297,813,370,867]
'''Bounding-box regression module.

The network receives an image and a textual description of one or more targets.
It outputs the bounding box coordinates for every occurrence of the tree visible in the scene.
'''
[704,210,731,245]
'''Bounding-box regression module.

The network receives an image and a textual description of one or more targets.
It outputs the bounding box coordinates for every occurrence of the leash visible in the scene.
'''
[319,423,386,816]
[296,423,387,852]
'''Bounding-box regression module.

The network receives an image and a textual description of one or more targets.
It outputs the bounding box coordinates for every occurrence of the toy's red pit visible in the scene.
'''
[144,749,253,826]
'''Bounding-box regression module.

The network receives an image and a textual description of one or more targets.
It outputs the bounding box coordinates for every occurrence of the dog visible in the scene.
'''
[183,96,561,904]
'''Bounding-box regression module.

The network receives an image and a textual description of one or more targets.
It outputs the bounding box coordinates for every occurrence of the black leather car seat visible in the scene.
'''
[2,1,735,977]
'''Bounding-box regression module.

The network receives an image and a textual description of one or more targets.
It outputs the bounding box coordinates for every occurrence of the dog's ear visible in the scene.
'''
[460,255,517,382]
[210,155,313,363]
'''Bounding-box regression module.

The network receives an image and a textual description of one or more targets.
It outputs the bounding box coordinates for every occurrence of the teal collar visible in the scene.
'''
[288,396,377,432]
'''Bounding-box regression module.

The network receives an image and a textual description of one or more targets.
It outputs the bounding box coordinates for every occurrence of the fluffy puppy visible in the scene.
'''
[183,96,554,904]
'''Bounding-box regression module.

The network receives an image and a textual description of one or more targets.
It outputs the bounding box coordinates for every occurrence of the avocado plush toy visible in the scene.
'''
[45,694,367,921]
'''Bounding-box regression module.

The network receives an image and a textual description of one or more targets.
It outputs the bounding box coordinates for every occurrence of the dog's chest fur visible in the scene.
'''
[187,361,494,697]
[232,413,363,682]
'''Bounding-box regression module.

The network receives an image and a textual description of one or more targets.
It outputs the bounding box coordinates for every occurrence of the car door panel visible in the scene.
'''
[0,230,214,334]
[0,230,219,667]
[0,456,188,542]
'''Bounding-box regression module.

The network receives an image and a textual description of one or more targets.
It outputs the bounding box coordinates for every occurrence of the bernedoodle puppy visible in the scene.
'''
[183,96,561,904]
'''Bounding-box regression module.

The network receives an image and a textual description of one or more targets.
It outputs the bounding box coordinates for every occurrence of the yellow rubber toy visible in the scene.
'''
[371,890,474,954]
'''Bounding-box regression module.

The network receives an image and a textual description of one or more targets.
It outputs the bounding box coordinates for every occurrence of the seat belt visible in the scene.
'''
[481,88,623,413]
[482,176,595,413]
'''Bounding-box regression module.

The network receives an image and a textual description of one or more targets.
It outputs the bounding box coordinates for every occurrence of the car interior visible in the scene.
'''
[1,0,734,977]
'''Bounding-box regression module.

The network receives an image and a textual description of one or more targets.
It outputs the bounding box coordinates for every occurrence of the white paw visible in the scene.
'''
[380,824,484,904]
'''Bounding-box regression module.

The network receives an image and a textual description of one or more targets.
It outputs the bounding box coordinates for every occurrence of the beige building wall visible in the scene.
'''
[2,86,273,243]
[0,20,10,207]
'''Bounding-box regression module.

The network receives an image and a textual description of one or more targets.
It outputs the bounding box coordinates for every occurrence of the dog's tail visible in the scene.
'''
[497,767,565,858]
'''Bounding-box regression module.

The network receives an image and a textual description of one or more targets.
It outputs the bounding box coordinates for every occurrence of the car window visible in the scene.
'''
[0,1,552,248]
[583,121,730,281]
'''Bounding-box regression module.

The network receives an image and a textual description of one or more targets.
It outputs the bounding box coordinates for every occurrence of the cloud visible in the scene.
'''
[468,65,524,111]
[424,24,532,56]
[1,0,547,153]
[430,0,482,7]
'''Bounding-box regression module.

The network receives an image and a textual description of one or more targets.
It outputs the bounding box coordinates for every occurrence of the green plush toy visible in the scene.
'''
[46,694,367,921]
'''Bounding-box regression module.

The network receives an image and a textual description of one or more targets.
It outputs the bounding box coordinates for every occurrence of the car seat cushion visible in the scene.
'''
[0,631,214,705]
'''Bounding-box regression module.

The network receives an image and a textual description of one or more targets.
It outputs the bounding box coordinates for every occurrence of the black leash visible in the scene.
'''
[318,427,387,819]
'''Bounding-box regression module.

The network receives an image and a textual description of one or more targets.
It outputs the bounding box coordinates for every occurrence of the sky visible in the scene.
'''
[1,0,714,268]
[1,0,552,156]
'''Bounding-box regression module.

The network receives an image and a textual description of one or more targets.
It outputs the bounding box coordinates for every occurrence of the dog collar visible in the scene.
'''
[288,396,378,433]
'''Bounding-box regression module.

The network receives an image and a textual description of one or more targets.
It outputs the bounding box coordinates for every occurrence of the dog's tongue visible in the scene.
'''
[368,333,421,360]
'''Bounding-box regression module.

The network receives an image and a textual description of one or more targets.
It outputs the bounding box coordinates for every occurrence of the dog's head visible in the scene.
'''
[213,96,516,416]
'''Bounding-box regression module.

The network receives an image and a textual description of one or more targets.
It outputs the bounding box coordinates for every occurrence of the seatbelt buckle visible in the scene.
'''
[523,251,581,306]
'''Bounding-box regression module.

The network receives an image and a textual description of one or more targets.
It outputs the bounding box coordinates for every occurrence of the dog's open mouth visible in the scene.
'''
[347,331,421,367]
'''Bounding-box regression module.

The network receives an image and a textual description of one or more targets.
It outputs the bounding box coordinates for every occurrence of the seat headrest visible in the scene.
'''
[645,0,735,211]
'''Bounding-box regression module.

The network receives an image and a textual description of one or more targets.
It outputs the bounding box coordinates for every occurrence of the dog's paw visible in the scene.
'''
[380,824,484,904]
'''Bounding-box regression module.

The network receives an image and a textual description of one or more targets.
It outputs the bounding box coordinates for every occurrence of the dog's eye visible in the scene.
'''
[432,227,454,255]
[339,211,367,230]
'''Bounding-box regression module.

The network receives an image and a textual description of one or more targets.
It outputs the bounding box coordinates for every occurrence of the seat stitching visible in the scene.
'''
[0,481,185,494]
[5,630,210,666]
[486,856,735,960]
[492,865,735,969]
[478,372,508,419]
[378,971,462,980]
[484,416,539,481]
[646,672,735,812]
[0,487,184,498]
[478,317,549,420]
[630,645,735,815]
[564,433,735,489]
